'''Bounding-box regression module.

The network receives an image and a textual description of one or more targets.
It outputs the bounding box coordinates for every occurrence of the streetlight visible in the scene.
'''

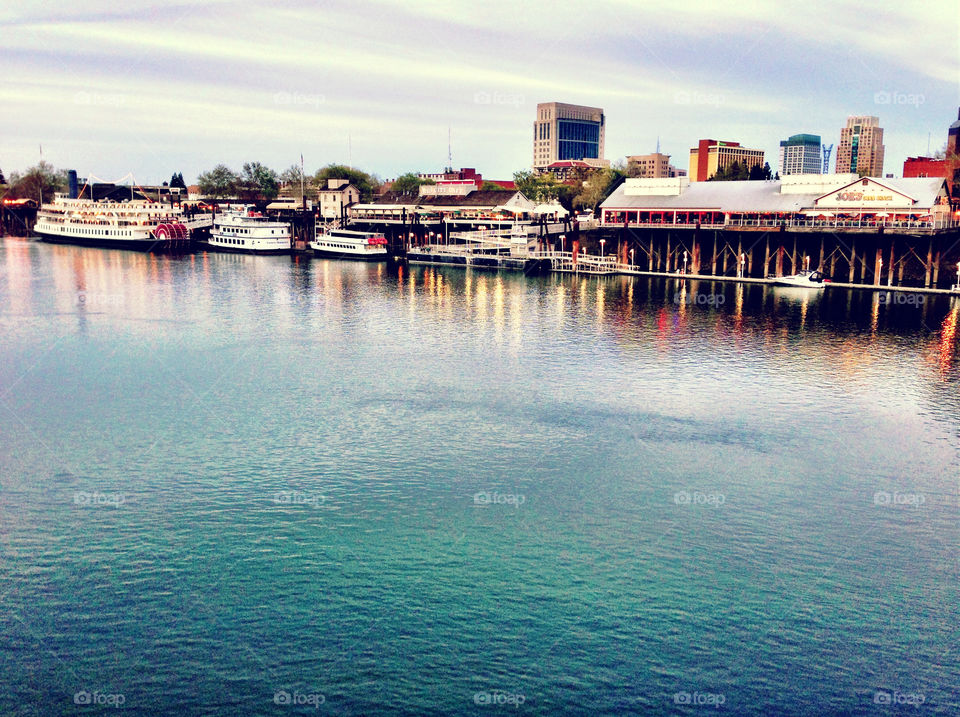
[629,248,635,266]
[683,249,688,275]
[600,238,606,258]
[559,234,565,254]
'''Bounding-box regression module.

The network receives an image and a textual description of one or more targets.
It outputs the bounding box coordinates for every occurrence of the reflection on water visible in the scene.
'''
[3,240,958,388]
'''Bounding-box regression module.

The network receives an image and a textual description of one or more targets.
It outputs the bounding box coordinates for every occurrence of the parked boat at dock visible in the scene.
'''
[34,194,211,251]
[772,270,827,289]
[311,226,388,260]
[203,206,292,254]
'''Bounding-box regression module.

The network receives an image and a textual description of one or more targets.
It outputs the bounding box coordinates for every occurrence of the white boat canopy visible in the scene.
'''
[534,202,569,216]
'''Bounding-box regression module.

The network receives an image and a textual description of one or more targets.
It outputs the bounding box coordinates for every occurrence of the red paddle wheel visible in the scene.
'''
[151,222,190,249]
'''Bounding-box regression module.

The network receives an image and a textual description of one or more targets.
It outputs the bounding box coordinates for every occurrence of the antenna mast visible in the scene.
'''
[447,127,453,173]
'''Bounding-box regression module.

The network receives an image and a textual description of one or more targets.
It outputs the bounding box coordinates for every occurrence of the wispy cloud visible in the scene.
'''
[2,0,956,181]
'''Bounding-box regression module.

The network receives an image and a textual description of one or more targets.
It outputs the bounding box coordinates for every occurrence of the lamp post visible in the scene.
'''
[683,249,688,275]
[956,261,960,288]
[600,238,606,259]
[629,248,635,266]
[560,234,565,254]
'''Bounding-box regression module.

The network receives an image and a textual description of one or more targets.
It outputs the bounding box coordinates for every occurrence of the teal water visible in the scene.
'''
[1,237,958,715]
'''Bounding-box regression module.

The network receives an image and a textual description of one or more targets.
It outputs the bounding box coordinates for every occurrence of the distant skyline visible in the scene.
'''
[2,0,958,184]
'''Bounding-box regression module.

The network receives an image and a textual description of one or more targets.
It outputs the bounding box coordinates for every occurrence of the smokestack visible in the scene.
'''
[67,170,78,199]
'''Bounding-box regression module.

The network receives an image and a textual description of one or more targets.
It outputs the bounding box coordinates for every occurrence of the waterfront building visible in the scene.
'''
[318,178,360,220]
[418,167,482,183]
[688,140,765,181]
[627,153,686,178]
[533,102,605,170]
[778,134,822,175]
[835,116,884,176]
[350,188,535,223]
[599,174,952,230]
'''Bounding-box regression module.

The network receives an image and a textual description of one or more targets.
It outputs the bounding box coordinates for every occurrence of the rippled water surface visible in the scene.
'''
[1,237,958,715]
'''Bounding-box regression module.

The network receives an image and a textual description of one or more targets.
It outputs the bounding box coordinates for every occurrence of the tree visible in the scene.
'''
[197,164,239,198]
[313,164,378,201]
[7,161,66,202]
[513,169,565,202]
[572,167,626,212]
[391,172,434,196]
[479,181,503,191]
[240,161,279,200]
[0,167,6,186]
[169,172,187,189]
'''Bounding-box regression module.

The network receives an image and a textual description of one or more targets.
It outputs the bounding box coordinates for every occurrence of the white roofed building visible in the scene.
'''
[600,175,954,233]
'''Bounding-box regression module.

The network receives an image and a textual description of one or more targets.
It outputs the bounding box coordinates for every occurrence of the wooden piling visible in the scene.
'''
[849,239,857,283]
[887,239,895,286]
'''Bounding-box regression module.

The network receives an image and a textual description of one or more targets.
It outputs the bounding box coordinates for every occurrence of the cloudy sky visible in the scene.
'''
[2,0,958,184]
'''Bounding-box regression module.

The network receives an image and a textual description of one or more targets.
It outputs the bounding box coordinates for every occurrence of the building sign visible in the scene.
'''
[815,179,914,208]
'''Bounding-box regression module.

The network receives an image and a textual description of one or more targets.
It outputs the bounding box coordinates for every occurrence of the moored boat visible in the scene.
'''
[34,194,211,251]
[204,206,292,254]
[772,270,827,288]
[310,226,388,260]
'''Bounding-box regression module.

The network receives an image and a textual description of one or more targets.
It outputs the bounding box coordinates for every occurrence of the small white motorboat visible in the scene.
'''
[772,270,827,289]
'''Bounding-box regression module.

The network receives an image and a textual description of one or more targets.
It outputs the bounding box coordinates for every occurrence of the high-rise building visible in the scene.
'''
[626,153,686,178]
[835,116,884,176]
[688,140,765,181]
[533,102,605,169]
[778,134,822,175]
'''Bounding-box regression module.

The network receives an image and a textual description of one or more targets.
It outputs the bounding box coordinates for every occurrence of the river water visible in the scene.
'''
[1,237,958,715]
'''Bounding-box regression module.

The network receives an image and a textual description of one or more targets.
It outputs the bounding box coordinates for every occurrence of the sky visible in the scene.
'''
[2,0,958,185]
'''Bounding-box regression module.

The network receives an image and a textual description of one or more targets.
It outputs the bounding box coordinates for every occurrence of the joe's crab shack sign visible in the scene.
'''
[815,177,915,209]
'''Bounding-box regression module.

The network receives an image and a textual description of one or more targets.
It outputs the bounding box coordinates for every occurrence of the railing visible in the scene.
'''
[601,216,958,231]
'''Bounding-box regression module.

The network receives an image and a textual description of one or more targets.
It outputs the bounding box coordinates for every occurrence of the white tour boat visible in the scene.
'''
[34,193,211,251]
[773,270,828,289]
[205,206,292,255]
[311,226,388,260]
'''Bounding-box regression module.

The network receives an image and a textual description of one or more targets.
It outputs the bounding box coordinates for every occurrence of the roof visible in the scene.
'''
[367,189,531,208]
[601,176,947,213]
[546,160,593,168]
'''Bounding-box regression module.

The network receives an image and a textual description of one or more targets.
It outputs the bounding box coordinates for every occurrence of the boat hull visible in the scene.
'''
[200,242,290,256]
[311,247,387,261]
[34,231,192,253]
